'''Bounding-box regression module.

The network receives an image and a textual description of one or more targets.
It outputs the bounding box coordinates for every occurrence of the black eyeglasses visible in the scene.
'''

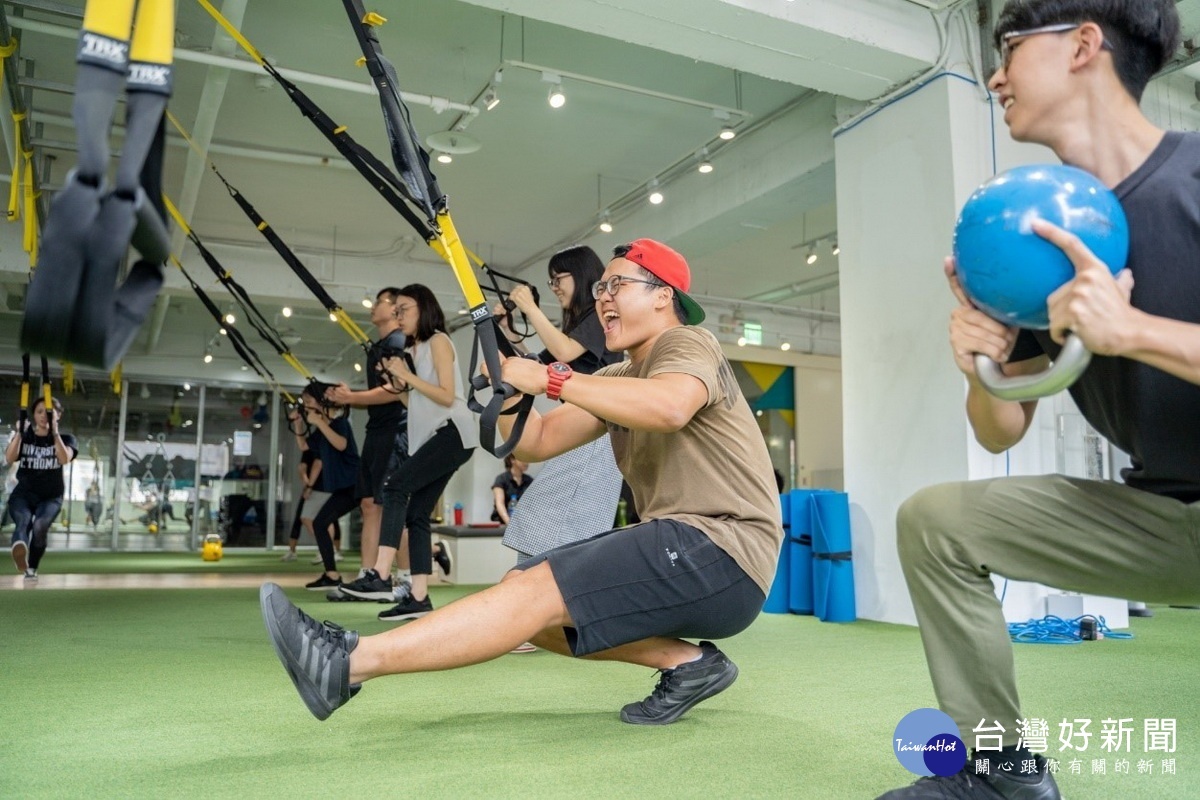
[547,275,569,289]
[999,22,1114,70]
[591,275,664,299]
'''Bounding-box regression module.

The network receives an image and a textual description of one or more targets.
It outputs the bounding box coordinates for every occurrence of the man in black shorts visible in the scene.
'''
[262,239,782,724]
[326,287,410,588]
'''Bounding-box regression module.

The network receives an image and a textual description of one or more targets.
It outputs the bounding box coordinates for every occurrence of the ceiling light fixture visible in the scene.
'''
[281,306,292,318]
[224,312,236,325]
[543,72,565,108]
[831,241,840,256]
[648,179,664,206]
[203,350,213,364]
[361,295,373,309]
[436,151,453,164]
[482,85,500,111]
[806,247,818,265]
[329,312,339,322]
[713,109,738,140]
[780,341,791,351]
[219,327,227,336]
[697,147,713,174]
[353,363,362,372]
[599,210,613,234]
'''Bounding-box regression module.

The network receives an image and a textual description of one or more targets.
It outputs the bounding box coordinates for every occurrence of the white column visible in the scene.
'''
[836,71,1000,625]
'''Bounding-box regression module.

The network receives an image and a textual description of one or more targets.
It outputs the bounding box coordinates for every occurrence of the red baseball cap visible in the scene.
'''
[619,238,705,324]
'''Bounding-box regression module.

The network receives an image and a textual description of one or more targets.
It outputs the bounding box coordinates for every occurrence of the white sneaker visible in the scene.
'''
[280,552,297,562]
[23,568,37,581]
[310,556,323,565]
[510,642,537,654]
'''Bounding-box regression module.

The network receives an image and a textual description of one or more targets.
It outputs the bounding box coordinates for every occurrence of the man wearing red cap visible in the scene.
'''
[260,239,783,726]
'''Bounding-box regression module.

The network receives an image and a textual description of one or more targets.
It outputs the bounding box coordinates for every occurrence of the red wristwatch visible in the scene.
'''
[545,362,574,401]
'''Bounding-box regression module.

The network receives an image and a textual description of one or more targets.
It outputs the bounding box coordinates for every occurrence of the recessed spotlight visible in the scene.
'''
[648,180,664,205]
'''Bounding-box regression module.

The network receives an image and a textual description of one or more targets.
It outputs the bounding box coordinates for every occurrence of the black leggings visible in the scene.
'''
[308,487,357,573]
[380,424,472,575]
[8,488,63,570]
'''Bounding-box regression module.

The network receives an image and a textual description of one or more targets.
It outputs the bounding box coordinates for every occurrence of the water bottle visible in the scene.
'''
[453,502,464,526]
[616,498,628,527]
[507,492,518,516]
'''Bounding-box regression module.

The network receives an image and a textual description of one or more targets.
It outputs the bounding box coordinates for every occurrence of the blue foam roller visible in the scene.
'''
[762,532,791,614]
[788,538,814,614]
[811,491,856,623]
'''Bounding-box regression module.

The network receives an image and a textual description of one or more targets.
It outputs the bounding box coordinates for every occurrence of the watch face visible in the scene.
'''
[550,363,571,375]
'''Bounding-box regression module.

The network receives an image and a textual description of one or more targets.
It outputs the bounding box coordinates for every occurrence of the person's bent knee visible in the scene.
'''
[896,483,965,568]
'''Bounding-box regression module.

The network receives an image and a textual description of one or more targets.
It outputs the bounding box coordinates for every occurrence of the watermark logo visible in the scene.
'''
[893,708,967,777]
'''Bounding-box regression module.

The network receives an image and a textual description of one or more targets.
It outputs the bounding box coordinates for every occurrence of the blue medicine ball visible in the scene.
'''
[952,164,1129,329]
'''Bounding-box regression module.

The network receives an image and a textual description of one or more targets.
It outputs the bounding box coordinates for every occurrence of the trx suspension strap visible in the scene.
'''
[19,0,175,369]
[17,353,52,431]
[195,0,437,245]
[194,0,532,454]
[173,256,294,404]
[162,194,320,386]
[162,112,373,352]
[336,1,532,457]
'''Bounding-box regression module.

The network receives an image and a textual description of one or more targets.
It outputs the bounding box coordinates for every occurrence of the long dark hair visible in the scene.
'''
[548,245,605,333]
[397,283,446,344]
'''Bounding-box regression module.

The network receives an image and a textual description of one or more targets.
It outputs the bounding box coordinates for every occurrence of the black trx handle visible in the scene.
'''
[19,0,174,369]
[466,319,536,459]
[481,265,540,342]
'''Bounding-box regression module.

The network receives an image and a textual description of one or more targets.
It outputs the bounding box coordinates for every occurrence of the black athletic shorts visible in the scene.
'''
[356,426,407,502]
[516,519,765,657]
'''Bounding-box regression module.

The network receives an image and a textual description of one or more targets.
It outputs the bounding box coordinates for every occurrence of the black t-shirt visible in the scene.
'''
[491,470,532,519]
[365,328,409,431]
[13,429,78,498]
[1009,131,1200,501]
[537,307,622,374]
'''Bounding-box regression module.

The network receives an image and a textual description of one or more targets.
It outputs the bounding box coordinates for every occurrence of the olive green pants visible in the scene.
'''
[897,474,1200,745]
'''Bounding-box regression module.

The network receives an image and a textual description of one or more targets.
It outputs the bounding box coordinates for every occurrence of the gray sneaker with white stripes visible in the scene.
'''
[259,582,361,720]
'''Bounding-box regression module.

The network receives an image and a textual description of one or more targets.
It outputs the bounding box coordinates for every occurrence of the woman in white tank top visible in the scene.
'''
[337,284,476,620]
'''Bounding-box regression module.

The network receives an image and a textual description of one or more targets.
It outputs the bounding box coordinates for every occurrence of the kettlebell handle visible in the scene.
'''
[974,333,1092,401]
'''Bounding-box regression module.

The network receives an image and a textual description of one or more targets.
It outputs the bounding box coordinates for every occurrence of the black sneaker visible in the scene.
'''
[875,755,1061,799]
[304,573,341,591]
[433,542,452,576]
[258,582,362,720]
[339,569,393,601]
[377,593,433,622]
[619,641,738,725]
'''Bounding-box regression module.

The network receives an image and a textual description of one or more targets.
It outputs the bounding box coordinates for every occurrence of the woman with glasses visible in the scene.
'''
[493,245,624,576]
[340,284,477,621]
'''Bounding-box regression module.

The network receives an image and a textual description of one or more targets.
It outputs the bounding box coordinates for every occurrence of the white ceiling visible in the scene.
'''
[0,0,1197,394]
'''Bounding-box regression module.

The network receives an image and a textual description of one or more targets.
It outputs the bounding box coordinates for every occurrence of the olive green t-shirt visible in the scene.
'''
[596,326,783,593]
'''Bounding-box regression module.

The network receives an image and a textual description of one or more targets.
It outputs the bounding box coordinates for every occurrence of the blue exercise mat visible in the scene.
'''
[811,491,856,622]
